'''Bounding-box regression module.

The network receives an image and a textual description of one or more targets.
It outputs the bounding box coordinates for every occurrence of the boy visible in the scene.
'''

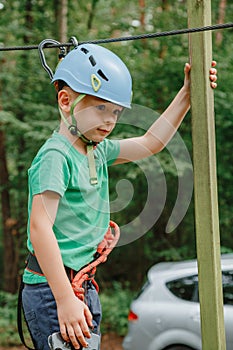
[22,43,217,349]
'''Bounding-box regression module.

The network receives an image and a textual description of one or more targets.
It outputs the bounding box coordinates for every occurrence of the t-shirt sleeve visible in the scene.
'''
[104,139,120,166]
[28,149,70,197]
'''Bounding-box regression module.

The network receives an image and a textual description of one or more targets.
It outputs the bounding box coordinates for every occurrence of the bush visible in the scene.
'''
[0,290,32,347]
[100,282,135,336]
[0,291,21,346]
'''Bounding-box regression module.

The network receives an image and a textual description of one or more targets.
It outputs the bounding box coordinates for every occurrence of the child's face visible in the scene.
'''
[73,95,123,143]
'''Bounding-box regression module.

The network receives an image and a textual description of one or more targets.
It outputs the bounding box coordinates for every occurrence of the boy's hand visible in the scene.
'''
[57,294,93,349]
[209,60,217,89]
[184,60,218,89]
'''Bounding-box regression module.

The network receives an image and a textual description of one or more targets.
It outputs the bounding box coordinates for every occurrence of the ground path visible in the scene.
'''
[0,333,124,350]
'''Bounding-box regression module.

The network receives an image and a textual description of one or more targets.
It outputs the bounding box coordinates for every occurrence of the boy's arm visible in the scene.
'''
[30,191,93,349]
[115,62,217,164]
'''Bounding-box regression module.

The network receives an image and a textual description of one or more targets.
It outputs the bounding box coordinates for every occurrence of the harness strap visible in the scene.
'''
[17,277,36,350]
[87,144,98,185]
[58,94,99,186]
[26,253,43,275]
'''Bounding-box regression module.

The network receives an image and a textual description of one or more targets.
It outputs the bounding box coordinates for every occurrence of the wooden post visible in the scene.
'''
[187,1,226,349]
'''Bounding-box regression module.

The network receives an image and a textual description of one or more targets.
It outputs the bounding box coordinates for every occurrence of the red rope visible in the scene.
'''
[71,221,120,301]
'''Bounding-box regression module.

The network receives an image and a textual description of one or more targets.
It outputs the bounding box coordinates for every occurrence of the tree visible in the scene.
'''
[216,0,227,46]
[56,0,68,43]
[0,124,19,293]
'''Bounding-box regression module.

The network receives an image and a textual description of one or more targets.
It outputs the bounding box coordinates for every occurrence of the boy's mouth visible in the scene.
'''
[97,128,111,135]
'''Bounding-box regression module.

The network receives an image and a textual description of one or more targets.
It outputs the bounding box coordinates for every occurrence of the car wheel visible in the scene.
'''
[165,346,195,350]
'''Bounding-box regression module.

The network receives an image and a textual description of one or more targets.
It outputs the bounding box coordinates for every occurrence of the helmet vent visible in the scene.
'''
[89,55,96,66]
[81,47,89,54]
[97,69,109,81]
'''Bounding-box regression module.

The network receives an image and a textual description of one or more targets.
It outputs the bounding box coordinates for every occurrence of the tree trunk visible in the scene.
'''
[216,0,227,46]
[0,127,18,293]
[87,0,99,30]
[139,0,145,28]
[0,0,34,293]
[161,0,170,11]
[57,0,68,42]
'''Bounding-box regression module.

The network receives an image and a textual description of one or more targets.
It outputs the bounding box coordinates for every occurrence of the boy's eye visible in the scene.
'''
[114,108,124,118]
[96,105,106,111]
[114,109,122,117]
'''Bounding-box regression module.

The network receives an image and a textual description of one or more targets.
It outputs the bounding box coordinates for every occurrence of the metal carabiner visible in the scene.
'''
[38,39,65,80]
[67,36,78,53]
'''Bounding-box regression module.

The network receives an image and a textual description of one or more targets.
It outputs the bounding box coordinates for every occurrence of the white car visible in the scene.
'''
[123,254,233,350]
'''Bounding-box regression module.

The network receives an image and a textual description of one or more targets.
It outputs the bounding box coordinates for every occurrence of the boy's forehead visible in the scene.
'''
[88,96,123,110]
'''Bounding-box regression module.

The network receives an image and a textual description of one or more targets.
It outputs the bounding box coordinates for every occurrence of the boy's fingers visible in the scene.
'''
[184,62,191,73]
[211,82,217,89]
[84,305,94,328]
[210,74,217,82]
[210,68,217,76]
[79,320,91,339]
[60,318,90,348]
[68,324,87,349]
[60,324,70,343]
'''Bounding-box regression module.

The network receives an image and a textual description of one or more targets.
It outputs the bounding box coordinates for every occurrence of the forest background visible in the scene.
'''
[0,0,232,345]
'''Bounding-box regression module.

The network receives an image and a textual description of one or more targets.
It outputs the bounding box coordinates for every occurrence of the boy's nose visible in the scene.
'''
[104,112,118,124]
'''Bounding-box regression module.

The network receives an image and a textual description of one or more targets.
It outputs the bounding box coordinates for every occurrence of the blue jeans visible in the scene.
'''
[22,281,102,350]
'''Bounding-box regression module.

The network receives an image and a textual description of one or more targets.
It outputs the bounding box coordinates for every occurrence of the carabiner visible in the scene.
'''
[38,39,65,80]
[69,36,78,48]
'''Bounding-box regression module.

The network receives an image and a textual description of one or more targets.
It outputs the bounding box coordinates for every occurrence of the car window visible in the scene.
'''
[222,270,233,305]
[166,270,233,305]
[166,275,198,302]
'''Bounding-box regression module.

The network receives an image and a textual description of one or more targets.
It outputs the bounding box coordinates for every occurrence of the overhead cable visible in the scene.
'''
[0,22,232,52]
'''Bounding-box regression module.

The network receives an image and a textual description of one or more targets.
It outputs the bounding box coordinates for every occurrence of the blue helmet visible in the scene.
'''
[52,43,132,108]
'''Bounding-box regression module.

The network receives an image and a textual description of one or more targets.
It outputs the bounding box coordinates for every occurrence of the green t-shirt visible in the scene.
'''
[23,131,120,284]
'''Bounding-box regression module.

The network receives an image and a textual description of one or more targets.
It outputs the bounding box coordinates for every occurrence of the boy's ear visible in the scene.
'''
[58,90,71,112]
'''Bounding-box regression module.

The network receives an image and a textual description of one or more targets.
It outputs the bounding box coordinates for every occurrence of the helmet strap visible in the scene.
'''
[70,94,86,130]
[58,94,84,135]
[58,93,98,185]
[87,144,98,185]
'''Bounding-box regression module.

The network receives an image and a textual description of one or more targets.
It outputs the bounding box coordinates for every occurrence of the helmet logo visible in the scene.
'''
[91,74,101,92]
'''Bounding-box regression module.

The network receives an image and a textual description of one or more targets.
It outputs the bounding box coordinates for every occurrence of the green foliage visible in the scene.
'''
[0,0,232,344]
[0,291,20,346]
[100,282,135,336]
[0,0,233,292]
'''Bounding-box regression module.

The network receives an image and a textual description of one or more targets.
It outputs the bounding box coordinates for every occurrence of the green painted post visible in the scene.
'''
[187,1,226,349]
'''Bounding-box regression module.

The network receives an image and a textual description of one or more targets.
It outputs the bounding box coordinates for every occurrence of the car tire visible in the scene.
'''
[165,346,194,350]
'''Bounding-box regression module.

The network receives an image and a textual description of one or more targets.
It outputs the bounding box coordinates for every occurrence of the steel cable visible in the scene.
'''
[0,22,232,52]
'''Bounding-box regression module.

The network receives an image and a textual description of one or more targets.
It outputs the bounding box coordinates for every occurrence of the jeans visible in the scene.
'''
[22,281,102,350]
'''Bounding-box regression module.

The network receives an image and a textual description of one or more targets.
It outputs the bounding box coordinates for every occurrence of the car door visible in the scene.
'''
[222,270,233,349]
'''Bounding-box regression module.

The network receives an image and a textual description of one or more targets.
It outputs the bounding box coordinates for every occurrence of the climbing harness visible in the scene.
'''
[24,220,120,300]
[18,221,120,349]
